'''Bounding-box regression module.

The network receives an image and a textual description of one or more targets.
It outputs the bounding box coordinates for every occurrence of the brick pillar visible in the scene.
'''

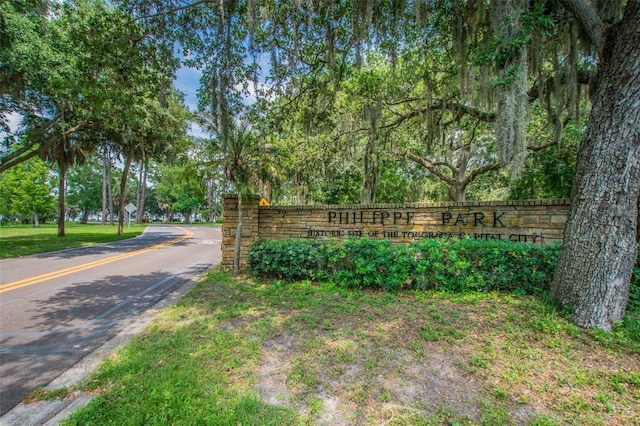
[221,194,261,270]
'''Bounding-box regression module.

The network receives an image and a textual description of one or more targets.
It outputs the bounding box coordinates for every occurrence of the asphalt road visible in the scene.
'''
[0,225,221,416]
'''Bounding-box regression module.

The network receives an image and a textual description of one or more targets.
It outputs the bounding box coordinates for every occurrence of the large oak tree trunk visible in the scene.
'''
[550,1,640,330]
[449,185,467,202]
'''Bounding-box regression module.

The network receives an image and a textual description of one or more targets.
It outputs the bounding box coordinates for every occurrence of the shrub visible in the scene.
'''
[247,238,640,300]
[414,238,560,294]
[326,238,419,292]
[248,238,327,282]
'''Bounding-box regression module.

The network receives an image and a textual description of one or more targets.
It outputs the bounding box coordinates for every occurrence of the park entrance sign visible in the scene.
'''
[221,194,570,270]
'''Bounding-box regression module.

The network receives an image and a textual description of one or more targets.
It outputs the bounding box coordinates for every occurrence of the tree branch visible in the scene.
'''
[527,69,592,102]
[404,152,456,187]
[0,118,93,172]
[0,146,42,172]
[133,0,214,21]
[462,162,502,186]
[559,0,605,50]
[383,99,496,131]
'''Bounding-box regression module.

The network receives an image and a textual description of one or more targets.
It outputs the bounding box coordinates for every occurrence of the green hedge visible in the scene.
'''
[326,238,419,292]
[248,238,328,282]
[249,238,640,300]
[414,238,560,294]
[248,237,568,294]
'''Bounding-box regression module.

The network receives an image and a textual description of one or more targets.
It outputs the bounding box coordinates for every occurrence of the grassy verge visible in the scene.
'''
[0,222,148,259]
[48,269,639,425]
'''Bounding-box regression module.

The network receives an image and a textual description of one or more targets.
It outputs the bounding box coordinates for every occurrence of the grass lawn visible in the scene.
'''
[40,268,639,425]
[0,222,148,259]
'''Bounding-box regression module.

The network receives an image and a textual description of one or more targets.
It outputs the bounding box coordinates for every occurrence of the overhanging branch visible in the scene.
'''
[404,151,456,187]
[559,0,605,50]
[0,118,93,172]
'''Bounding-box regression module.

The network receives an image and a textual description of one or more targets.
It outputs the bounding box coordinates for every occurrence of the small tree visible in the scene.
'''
[67,158,104,224]
[40,129,88,236]
[217,125,275,273]
[0,157,55,226]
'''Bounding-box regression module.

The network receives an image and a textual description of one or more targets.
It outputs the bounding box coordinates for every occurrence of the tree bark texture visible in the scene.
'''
[101,149,108,226]
[57,164,66,237]
[551,1,640,330]
[136,162,147,224]
[117,156,133,236]
[361,131,379,204]
[107,157,114,226]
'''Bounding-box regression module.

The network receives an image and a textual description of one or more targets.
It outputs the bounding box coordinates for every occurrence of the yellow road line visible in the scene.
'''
[0,227,193,294]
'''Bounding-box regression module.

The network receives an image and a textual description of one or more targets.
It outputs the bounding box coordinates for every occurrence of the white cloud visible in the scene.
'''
[235,80,275,106]
[188,121,210,139]
[0,111,23,140]
[7,111,23,132]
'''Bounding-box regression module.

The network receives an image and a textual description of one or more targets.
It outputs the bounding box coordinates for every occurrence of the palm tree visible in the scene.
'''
[39,115,90,237]
[219,125,276,273]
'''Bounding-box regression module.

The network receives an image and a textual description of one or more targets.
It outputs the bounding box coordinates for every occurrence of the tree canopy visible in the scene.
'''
[1,0,638,330]
[1,0,191,234]
[121,0,638,331]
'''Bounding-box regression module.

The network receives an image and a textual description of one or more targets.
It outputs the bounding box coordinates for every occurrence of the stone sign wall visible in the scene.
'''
[221,194,570,270]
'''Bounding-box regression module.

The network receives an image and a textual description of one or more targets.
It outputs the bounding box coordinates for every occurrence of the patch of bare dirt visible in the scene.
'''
[380,348,481,419]
[254,334,514,425]
[246,287,638,425]
[255,334,295,409]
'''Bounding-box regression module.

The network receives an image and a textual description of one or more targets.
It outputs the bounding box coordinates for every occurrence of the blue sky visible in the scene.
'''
[174,65,208,138]
[175,65,202,111]
[174,59,267,139]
